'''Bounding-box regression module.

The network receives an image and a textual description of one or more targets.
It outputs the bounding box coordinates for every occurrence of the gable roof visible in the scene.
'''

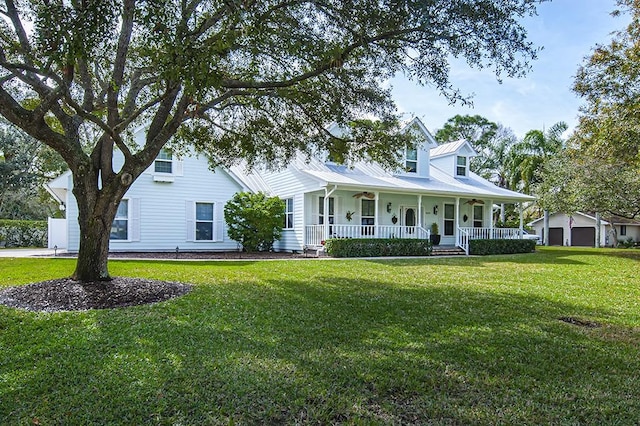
[430,140,477,159]
[403,117,439,148]
[227,163,274,195]
[44,170,72,205]
[295,160,534,202]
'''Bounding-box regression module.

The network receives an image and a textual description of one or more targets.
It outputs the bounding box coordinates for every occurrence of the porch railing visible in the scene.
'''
[457,227,470,255]
[305,224,430,247]
[457,227,523,255]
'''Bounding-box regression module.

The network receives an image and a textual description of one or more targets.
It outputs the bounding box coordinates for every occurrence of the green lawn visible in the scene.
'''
[1,247,639,425]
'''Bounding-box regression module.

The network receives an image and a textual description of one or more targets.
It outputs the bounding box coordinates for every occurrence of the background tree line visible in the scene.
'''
[433,0,640,231]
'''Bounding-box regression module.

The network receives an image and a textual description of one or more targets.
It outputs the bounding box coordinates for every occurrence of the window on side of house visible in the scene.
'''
[195,202,214,241]
[155,149,173,173]
[319,196,335,225]
[620,225,627,236]
[473,205,484,228]
[110,200,129,240]
[444,203,455,236]
[361,199,375,235]
[283,198,294,229]
[405,145,418,173]
[456,156,467,177]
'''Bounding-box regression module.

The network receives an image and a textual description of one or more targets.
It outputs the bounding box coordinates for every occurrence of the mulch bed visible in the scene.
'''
[0,278,192,313]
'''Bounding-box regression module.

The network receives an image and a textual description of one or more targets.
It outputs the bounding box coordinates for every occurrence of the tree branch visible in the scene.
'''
[107,0,135,127]
[4,0,34,69]
[221,26,425,89]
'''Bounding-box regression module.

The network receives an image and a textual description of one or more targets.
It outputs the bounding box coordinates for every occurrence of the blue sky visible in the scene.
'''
[390,0,627,138]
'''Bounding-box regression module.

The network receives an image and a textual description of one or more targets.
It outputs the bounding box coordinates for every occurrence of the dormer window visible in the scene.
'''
[405,145,418,173]
[155,149,173,173]
[456,155,467,177]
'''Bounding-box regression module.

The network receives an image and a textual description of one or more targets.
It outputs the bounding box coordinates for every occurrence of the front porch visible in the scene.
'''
[300,187,529,256]
[305,224,527,255]
[305,224,430,245]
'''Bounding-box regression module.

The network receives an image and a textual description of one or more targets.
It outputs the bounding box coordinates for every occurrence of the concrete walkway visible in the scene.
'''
[0,248,67,257]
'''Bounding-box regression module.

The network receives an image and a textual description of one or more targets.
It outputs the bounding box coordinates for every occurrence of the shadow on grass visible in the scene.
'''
[1,273,639,424]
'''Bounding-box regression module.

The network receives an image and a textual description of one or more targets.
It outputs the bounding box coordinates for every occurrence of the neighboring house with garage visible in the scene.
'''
[47,118,536,254]
[529,212,640,247]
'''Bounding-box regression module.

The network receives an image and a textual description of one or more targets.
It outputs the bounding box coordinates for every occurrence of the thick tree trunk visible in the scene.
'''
[73,211,113,281]
[71,167,123,282]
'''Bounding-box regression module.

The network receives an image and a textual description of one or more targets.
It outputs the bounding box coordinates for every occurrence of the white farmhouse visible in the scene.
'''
[47,118,535,254]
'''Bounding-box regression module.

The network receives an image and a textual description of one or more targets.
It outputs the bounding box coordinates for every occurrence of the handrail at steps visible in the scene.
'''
[457,227,470,255]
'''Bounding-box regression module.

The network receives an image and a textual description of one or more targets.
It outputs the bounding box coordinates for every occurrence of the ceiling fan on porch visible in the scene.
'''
[465,199,485,205]
[352,192,376,199]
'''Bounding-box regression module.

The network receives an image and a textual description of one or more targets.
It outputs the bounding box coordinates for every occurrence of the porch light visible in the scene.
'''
[433,205,438,215]
[386,202,392,213]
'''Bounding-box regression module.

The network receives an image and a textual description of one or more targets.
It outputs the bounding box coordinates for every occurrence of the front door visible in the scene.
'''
[401,206,417,236]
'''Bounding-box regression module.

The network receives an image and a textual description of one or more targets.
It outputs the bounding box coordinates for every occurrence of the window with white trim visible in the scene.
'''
[456,156,467,177]
[110,200,128,240]
[195,202,214,241]
[155,149,173,173]
[473,205,483,228]
[283,198,294,229]
[361,199,375,235]
[319,196,334,225]
[444,203,455,236]
[620,225,627,236]
[405,145,417,173]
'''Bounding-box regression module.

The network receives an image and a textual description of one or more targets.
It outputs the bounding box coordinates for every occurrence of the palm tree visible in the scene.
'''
[509,122,568,194]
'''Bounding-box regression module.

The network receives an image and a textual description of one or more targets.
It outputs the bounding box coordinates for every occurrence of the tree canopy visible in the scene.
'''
[0,124,66,219]
[536,0,640,224]
[573,0,640,166]
[0,0,546,280]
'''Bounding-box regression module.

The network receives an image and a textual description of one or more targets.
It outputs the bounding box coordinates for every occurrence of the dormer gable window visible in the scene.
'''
[405,145,418,173]
[151,149,183,182]
[155,149,173,173]
[456,155,467,177]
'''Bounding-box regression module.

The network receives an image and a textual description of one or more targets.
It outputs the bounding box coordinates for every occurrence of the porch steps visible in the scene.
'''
[431,245,466,256]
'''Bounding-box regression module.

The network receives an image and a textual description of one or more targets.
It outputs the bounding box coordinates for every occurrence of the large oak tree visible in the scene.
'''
[573,0,640,166]
[0,0,544,281]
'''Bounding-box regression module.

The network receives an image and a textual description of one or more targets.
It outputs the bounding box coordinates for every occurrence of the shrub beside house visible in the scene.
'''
[0,219,47,248]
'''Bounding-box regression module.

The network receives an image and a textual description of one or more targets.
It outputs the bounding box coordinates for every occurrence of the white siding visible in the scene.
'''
[66,152,244,252]
[266,166,317,252]
[531,213,610,247]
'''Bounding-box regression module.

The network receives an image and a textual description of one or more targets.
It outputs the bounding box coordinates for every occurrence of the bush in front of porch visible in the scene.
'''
[469,239,536,255]
[324,238,432,257]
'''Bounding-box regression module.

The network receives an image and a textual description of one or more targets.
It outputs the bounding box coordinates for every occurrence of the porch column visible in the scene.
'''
[324,185,337,240]
[417,195,422,228]
[489,199,494,239]
[500,203,505,224]
[455,197,460,245]
[374,191,379,235]
[519,203,524,239]
[595,212,601,248]
[543,210,550,246]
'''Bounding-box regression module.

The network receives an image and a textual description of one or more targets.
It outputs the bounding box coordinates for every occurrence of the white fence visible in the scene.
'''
[305,224,430,247]
[456,227,523,254]
[47,217,67,249]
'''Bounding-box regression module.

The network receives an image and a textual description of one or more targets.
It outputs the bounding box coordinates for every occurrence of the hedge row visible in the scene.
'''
[469,239,536,255]
[324,238,432,257]
[0,219,48,248]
